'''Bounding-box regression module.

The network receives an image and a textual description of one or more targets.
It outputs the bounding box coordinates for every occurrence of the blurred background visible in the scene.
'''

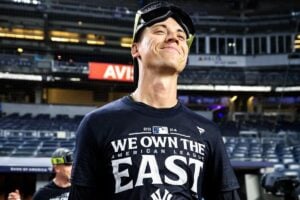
[0,0,300,199]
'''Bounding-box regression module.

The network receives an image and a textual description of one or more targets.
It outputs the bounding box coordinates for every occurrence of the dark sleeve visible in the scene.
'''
[205,190,240,200]
[68,184,101,200]
[203,127,240,198]
[70,114,101,187]
[32,188,45,200]
[70,111,114,199]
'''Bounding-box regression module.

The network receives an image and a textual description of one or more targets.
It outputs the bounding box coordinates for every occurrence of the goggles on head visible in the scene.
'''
[51,152,73,165]
[133,2,195,48]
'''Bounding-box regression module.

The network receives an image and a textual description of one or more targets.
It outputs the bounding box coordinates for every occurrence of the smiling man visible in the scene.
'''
[69,2,240,200]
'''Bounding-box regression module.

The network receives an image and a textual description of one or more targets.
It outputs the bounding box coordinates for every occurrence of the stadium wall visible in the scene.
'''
[1,102,96,118]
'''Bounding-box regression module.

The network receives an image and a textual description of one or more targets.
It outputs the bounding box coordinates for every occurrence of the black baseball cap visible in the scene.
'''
[51,148,73,165]
[132,1,195,87]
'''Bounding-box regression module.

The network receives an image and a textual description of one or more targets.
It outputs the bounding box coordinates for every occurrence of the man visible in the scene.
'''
[69,2,240,200]
[8,148,73,200]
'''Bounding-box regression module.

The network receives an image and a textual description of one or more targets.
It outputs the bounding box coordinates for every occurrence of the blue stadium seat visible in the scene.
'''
[0,146,15,156]
[36,146,58,157]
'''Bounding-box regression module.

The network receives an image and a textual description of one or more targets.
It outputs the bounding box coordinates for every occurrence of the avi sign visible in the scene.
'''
[89,62,133,82]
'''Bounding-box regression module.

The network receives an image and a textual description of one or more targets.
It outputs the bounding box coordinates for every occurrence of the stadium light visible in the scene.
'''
[275,86,300,92]
[0,27,44,40]
[214,85,230,91]
[87,40,105,45]
[69,77,81,82]
[17,48,23,53]
[227,85,271,92]
[230,96,238,102]
[120,37,133,48]
[86,34,105,45]
[50,31,80,43]
[177,85,214,90]
[177,85,272,92]
[293,34,300,52]
[12,0,41,4]
[0,72,42,81]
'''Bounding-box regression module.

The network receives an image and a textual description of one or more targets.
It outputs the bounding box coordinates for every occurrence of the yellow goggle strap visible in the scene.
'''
[51,157,65,165]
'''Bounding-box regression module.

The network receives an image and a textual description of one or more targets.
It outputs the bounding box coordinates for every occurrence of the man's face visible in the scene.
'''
[133,17,189,74]
[54,164,72,182]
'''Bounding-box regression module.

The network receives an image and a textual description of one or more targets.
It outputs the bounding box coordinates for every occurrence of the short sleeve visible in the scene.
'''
[202,128,240,198]
[71,114,101,187]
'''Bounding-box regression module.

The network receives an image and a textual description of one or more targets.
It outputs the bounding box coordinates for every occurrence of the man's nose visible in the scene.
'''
[165,31,179,44]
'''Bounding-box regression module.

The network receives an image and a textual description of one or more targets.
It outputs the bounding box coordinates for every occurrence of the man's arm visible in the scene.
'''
[218,190,240,200]
[205,190,240,200]
[68,184,100,200]
[69,113,104,199]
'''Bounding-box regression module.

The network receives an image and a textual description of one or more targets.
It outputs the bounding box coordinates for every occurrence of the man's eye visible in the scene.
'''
[178,35,186,40]
[154,30,165,34]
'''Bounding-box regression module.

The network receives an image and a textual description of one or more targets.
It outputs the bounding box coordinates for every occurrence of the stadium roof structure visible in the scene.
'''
[0,0,300,91]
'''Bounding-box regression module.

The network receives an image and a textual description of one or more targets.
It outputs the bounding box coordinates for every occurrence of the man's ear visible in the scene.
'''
[131,43,140,58]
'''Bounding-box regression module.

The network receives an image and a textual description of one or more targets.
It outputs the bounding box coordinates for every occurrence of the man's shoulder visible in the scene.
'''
[86,97,128,119]
[181,105,221,135]
[33,181,70,200]
[182,105,216,124]
[33,181,55,199]
[37,181,57,190]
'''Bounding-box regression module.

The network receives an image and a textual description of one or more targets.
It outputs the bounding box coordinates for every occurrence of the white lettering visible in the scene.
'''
[112,157,133,193]
[179,138,206,155]
[165,155,187,185]
[111,139,127,152]
[190,141,199,153]
[103,65,116,79]
[135,155,162,186]
[140,136,152,147]
[198,143,205,156]
[168,137,178,148]
[111,138,137,152]
[189,158,203,193]
[103,65,133,80]
[115,65,127,79]
[111,155,204,194]
[151,136,167,147]
[180,138,189,150]
[139,136,178,148]
[128,138,138,149]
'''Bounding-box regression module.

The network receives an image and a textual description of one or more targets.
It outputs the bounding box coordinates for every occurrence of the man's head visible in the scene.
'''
[51,148,73,165]
[51,148,73,182]
[131,1,195,86]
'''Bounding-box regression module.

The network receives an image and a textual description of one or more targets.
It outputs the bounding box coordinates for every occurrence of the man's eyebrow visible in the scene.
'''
[151,23,185,33]
[151,23,167,29]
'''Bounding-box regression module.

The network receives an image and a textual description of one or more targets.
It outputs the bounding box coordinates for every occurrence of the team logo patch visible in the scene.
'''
[151,189,173,200]
[197,126,205,135]
[152,126,169,134]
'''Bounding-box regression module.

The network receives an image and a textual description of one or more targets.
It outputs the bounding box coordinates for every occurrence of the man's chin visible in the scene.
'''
[66,175,71,182]
[162,57,186,69]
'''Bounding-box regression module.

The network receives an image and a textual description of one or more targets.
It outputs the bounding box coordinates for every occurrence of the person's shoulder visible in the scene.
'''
[36,181,55,191]
[32,182,53,199]
[33,181,68,200]
[182,105,216,125]
[85,97,128,120]
[181,105,221,136]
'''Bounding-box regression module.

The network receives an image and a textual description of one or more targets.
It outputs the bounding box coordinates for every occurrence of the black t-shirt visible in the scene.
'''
[33,181,70,200]
[70,96,240,200]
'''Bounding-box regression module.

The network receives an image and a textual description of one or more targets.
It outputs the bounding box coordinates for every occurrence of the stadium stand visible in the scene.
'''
[0,112,80,158]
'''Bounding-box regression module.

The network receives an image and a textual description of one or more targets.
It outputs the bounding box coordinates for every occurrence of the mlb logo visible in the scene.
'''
[152,126,169,134]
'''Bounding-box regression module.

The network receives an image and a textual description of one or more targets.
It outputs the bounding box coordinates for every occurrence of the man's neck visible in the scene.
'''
[132,75,178,108]
[53,177,71,188]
